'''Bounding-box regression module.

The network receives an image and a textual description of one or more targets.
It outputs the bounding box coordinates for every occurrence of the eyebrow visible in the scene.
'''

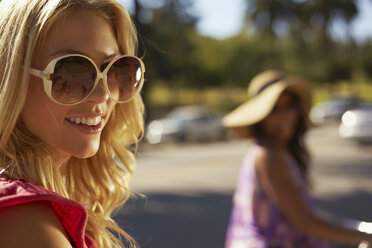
[50,49,120,60]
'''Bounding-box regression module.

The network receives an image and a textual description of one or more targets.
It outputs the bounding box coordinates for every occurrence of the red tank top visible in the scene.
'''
[0,174,97,248]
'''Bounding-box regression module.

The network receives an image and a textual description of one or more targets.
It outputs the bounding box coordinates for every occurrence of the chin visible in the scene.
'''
[72,152,97,159]
[71,147,99,159]
[65,140,100,159]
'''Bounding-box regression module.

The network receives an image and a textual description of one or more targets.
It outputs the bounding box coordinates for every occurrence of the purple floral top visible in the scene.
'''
[225,144,328,248]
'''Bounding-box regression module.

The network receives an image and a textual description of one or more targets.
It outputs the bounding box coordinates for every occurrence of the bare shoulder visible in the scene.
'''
[254,145,294,204]
[0,201,73,248]
[254,145,284,172]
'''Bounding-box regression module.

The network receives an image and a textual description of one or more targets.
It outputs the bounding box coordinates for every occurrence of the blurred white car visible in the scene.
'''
[310,96,359,125]
[146,105,226,144]
[339,105,372,143]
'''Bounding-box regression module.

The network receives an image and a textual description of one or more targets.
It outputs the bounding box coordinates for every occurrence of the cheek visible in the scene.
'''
[261,116,276,133]
[22,77,67,140]
[104,101,117,126]
[288,110,300,124]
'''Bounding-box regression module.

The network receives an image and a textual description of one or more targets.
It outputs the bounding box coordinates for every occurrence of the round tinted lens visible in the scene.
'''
[50,56,96,104]
[107,57,143,102]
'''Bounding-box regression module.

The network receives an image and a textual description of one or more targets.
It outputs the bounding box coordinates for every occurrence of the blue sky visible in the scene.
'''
[120,0,372,42]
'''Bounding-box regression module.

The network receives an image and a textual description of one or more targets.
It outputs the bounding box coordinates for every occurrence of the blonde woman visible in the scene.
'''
[0,0,145,247]
[223,70,372,248]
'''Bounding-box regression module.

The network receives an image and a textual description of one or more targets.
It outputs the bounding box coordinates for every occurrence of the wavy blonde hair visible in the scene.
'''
[0,0,144,247]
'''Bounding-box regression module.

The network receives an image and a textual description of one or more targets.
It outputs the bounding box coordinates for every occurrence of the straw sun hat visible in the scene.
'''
[222,70,312,138]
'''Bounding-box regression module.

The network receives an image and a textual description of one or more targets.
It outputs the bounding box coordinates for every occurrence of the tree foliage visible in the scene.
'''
[132,0,372,93]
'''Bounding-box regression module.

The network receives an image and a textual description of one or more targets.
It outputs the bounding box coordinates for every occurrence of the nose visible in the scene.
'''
[86,78,110,104]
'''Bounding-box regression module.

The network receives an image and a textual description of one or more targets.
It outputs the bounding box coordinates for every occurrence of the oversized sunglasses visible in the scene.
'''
[29,54,145,105]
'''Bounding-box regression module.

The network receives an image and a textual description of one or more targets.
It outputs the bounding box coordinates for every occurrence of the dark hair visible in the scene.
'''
[251,90,310,180]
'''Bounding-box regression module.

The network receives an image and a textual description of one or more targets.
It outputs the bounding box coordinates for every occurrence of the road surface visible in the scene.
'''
[116,124,372,248]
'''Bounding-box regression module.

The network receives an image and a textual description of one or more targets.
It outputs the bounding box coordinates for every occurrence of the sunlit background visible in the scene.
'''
[117,0,372,121]
[113,1,372,248]
[121,0,372,41]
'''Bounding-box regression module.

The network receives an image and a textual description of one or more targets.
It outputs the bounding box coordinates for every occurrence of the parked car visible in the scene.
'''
[145,105,226,144]
[310,96,359,125]
[339,105,372,143]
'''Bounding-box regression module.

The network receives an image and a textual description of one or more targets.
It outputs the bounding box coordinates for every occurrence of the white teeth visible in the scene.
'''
[75,118,81,124]
[87,117,94,125]
[87,117,100,125]
[68,116,102,126]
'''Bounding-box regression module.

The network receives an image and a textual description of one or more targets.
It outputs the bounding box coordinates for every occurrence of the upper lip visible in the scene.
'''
[66,113,105,119]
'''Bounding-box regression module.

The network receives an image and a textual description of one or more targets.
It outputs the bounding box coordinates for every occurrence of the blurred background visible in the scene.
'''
[114,0,372,247]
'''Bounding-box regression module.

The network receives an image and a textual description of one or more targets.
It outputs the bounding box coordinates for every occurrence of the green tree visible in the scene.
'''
[245,0,296,67]
[305,0,358,82]
[244,0,359,83]
[133,0,199,87]
[247,0,296,38]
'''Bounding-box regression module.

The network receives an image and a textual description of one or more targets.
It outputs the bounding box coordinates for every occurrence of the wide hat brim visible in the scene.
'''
[222,76,312,139]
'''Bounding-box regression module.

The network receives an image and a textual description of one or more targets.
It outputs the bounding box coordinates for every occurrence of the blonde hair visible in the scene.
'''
[0,0,144,247]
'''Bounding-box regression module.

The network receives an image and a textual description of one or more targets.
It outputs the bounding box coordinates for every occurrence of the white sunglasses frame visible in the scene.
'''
[29,53,145,105]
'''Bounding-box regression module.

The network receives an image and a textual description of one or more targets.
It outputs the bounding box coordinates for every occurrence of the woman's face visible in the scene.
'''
[22,10,119,162]
[261,91,300,145]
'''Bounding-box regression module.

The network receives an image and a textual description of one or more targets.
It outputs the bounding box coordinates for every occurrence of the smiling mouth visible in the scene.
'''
[66,116,102,126]
[65,116,104,134]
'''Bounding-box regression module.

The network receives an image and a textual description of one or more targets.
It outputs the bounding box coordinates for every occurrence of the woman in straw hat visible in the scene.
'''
[223,70,372,248]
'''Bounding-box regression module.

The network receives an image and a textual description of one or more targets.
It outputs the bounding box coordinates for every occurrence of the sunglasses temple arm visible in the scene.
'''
[29,68,49,80]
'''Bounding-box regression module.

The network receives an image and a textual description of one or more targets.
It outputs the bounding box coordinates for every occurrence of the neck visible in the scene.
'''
[51,148,71,172]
